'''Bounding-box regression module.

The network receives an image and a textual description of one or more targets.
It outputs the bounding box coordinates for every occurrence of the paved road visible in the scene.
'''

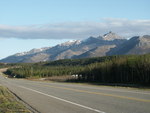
[0,74,150,113]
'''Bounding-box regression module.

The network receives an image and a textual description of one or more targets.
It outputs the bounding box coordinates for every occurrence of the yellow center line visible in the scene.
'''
[40,84,150,103]
[22,81,150,103]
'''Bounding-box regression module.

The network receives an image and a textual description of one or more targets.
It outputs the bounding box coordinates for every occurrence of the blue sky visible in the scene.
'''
[0,0,150,59]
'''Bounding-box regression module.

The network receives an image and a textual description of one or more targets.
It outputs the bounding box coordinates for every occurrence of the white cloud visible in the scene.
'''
[0,18,150,39]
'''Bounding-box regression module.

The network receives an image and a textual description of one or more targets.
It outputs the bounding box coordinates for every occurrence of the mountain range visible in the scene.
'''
[0,32,150,63]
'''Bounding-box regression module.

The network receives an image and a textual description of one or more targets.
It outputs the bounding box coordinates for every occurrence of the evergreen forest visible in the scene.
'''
[3,54,150,86]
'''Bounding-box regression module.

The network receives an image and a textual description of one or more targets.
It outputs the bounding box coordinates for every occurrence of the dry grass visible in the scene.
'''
[0,86,30,113]
[0,68,8,73]
[44,75,76,82]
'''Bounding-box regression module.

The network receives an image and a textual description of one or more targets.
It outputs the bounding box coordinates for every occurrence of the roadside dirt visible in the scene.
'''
[0,68,8,72]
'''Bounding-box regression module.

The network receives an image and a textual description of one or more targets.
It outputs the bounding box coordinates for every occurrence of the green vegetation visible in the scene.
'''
[45,56,116,66]
[78,54,150,85]
[4,54,150,86]
[5,65,83,78]
[0,86,30,113]
[0,63,8,69]
[0,63,16,69]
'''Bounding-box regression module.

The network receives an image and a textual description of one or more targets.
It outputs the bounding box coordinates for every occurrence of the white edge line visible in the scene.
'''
[19,86,105,113]
[13,79,150,95]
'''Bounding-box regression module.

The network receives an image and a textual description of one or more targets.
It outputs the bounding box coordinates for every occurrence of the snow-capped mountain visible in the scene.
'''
[0,32,149,63]
[15,47,50,56]
[58,40,81,47]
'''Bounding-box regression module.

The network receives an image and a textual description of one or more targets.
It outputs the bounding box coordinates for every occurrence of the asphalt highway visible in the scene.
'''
[0,74,150,113]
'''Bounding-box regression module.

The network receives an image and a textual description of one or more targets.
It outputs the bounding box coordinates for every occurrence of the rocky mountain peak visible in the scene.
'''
[130,35,150,47]
[139,35,150,41]
[103,31,123,40]
[137,35,150,47]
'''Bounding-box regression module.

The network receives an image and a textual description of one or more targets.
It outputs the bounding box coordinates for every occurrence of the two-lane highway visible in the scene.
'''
[0,74,150,113]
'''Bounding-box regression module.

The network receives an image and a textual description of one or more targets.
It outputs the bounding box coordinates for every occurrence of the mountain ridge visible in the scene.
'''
[107,35,150,55]
[0,32,150,63]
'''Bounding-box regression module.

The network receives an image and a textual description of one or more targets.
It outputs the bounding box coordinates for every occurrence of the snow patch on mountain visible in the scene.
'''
[15,47,50,56]
[58,40,81,46]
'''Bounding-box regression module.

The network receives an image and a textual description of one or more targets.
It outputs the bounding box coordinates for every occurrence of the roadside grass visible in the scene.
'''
[26,75,150,90]
[43,75,76,82]
[27,75,76,82]
[0,86,30,113]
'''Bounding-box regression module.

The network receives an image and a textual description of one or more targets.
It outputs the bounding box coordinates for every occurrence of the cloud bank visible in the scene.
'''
[0,18,150,39]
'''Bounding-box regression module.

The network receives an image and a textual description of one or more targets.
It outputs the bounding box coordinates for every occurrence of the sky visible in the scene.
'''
[0,0,150,59]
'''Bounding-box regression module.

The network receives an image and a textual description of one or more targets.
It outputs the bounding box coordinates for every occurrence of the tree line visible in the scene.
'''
[78,54,150,85]
[4,54,150,85]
